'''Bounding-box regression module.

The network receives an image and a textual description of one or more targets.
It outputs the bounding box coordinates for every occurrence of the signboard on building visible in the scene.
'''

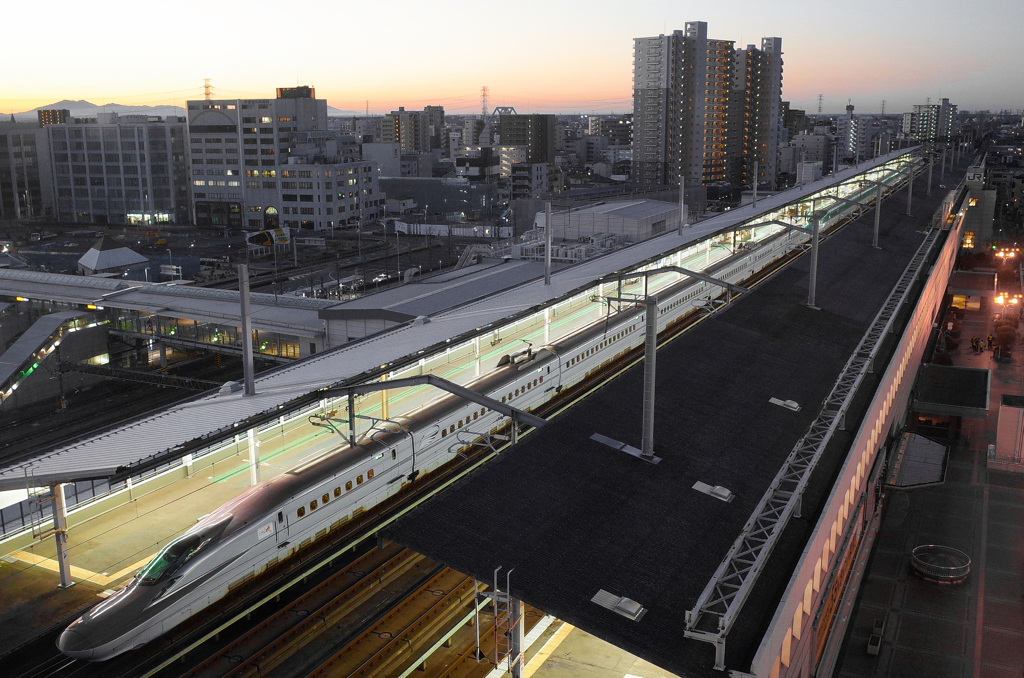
[245,227,291,248]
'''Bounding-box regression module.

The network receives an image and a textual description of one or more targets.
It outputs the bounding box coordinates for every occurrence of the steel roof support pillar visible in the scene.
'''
[238,264,256,396]
[509,597,525,677]
[873,183,883,250]
[808,216,821,310]
[544,202,552,286]
[927,152,933,196]
[347,392,356,446]
[158,342,167,369]
[50,484,73,589]
[905,165,914,217]
[677,175,687,235]
[641,296,658,460]
[247,427,261,486]
[752,160,759,208]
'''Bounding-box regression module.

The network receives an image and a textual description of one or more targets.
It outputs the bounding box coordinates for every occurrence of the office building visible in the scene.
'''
[0,120,54,220]
[47,113,188,225]
[187,87,382,230]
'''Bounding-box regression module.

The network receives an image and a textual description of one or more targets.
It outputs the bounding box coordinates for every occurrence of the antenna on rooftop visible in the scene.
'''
[203,79,213,101]
[481,86,490,117]
[817,94,823,115]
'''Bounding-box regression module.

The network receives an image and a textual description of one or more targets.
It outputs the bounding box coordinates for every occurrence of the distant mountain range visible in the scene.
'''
[12,99,361,122]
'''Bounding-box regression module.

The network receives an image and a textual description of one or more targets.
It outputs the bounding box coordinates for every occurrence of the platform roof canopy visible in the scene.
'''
[0,149,917,498]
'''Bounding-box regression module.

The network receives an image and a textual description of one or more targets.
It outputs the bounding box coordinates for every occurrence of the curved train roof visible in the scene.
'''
[0,150,918,490]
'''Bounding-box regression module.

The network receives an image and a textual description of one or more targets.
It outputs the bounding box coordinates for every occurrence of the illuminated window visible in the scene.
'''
[297,507,305,518]
[356,475,363,485]
[310,499,318,510]
[346,481,352,491]
[969,198,978,206]
[322,493,330,504]
[260,117,273,124]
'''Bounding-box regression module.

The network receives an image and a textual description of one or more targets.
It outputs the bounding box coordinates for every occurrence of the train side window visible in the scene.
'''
[539,376,543,383]
[459,419,463,427]
[310,499,318,511]
[357,475,363,485]
[334,487,341,498]
[441,428,447,437]
[501,396,506,403]
[322,493,330,504]
[473,412,478,420]
[278,511,284,523]
[297,507,305,518]
[391,449,396,459]
[515,388,520,396]
[449,424,455,433]
[346,480,353,491]
[368,469,374,479]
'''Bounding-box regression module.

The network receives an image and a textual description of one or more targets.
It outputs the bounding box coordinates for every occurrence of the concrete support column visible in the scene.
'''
[873,183,883,250]
[641,297,658,460]
[543,307,550,344]
[347,392,356,447]
[927,155,933,196]
[183,453,193,476]
[677,175,687,235]
[941,147,946,178]
[808,217,821,310]
[247,427,261,486]
[381,375,390,420]
[50,484,73,589]
[159,342,167,370]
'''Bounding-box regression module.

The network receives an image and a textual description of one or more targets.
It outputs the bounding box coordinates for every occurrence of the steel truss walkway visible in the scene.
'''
[684,206,944,668]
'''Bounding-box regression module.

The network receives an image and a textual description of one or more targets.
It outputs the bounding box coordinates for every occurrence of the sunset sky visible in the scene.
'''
[2,0,1020,117]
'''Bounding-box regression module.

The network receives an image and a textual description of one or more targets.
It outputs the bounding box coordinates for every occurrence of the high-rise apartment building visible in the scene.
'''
[187,87,382,230]
[0,120,54,220]
[729,38,784,188]
[497,114,556,164]
[902,98,958,141]
[632,22,783,188]
[382,108,431,153]
[47,113,188,225]
[38,109,70,127]
[589,115,633,146]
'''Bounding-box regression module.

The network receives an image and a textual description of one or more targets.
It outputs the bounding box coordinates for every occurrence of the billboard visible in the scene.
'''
[245,227,290,248]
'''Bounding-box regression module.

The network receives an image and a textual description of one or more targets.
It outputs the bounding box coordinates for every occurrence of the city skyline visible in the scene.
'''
[3,0,1021,116]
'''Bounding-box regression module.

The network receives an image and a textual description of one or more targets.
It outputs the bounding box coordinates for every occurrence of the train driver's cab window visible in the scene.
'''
[391,449,397,459]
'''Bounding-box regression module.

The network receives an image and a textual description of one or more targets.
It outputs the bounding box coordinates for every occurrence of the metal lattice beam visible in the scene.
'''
[683,215,943,669]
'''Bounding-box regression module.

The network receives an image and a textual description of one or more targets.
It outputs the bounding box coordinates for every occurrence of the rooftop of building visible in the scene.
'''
[386,174,941,676]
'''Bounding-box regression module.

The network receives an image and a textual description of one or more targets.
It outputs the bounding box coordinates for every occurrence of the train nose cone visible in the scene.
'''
[57,627,95,659]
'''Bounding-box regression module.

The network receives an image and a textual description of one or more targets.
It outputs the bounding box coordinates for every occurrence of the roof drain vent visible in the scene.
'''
[693,481,735,503]
[769,397,801,411]
[591,589,647,621]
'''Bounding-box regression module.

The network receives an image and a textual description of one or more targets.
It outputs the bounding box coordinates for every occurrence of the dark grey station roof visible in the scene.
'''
[387,179,942,675]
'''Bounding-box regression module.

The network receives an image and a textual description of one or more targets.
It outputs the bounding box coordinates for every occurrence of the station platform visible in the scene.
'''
[0,415,342,653]
[835,304,1024,677]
